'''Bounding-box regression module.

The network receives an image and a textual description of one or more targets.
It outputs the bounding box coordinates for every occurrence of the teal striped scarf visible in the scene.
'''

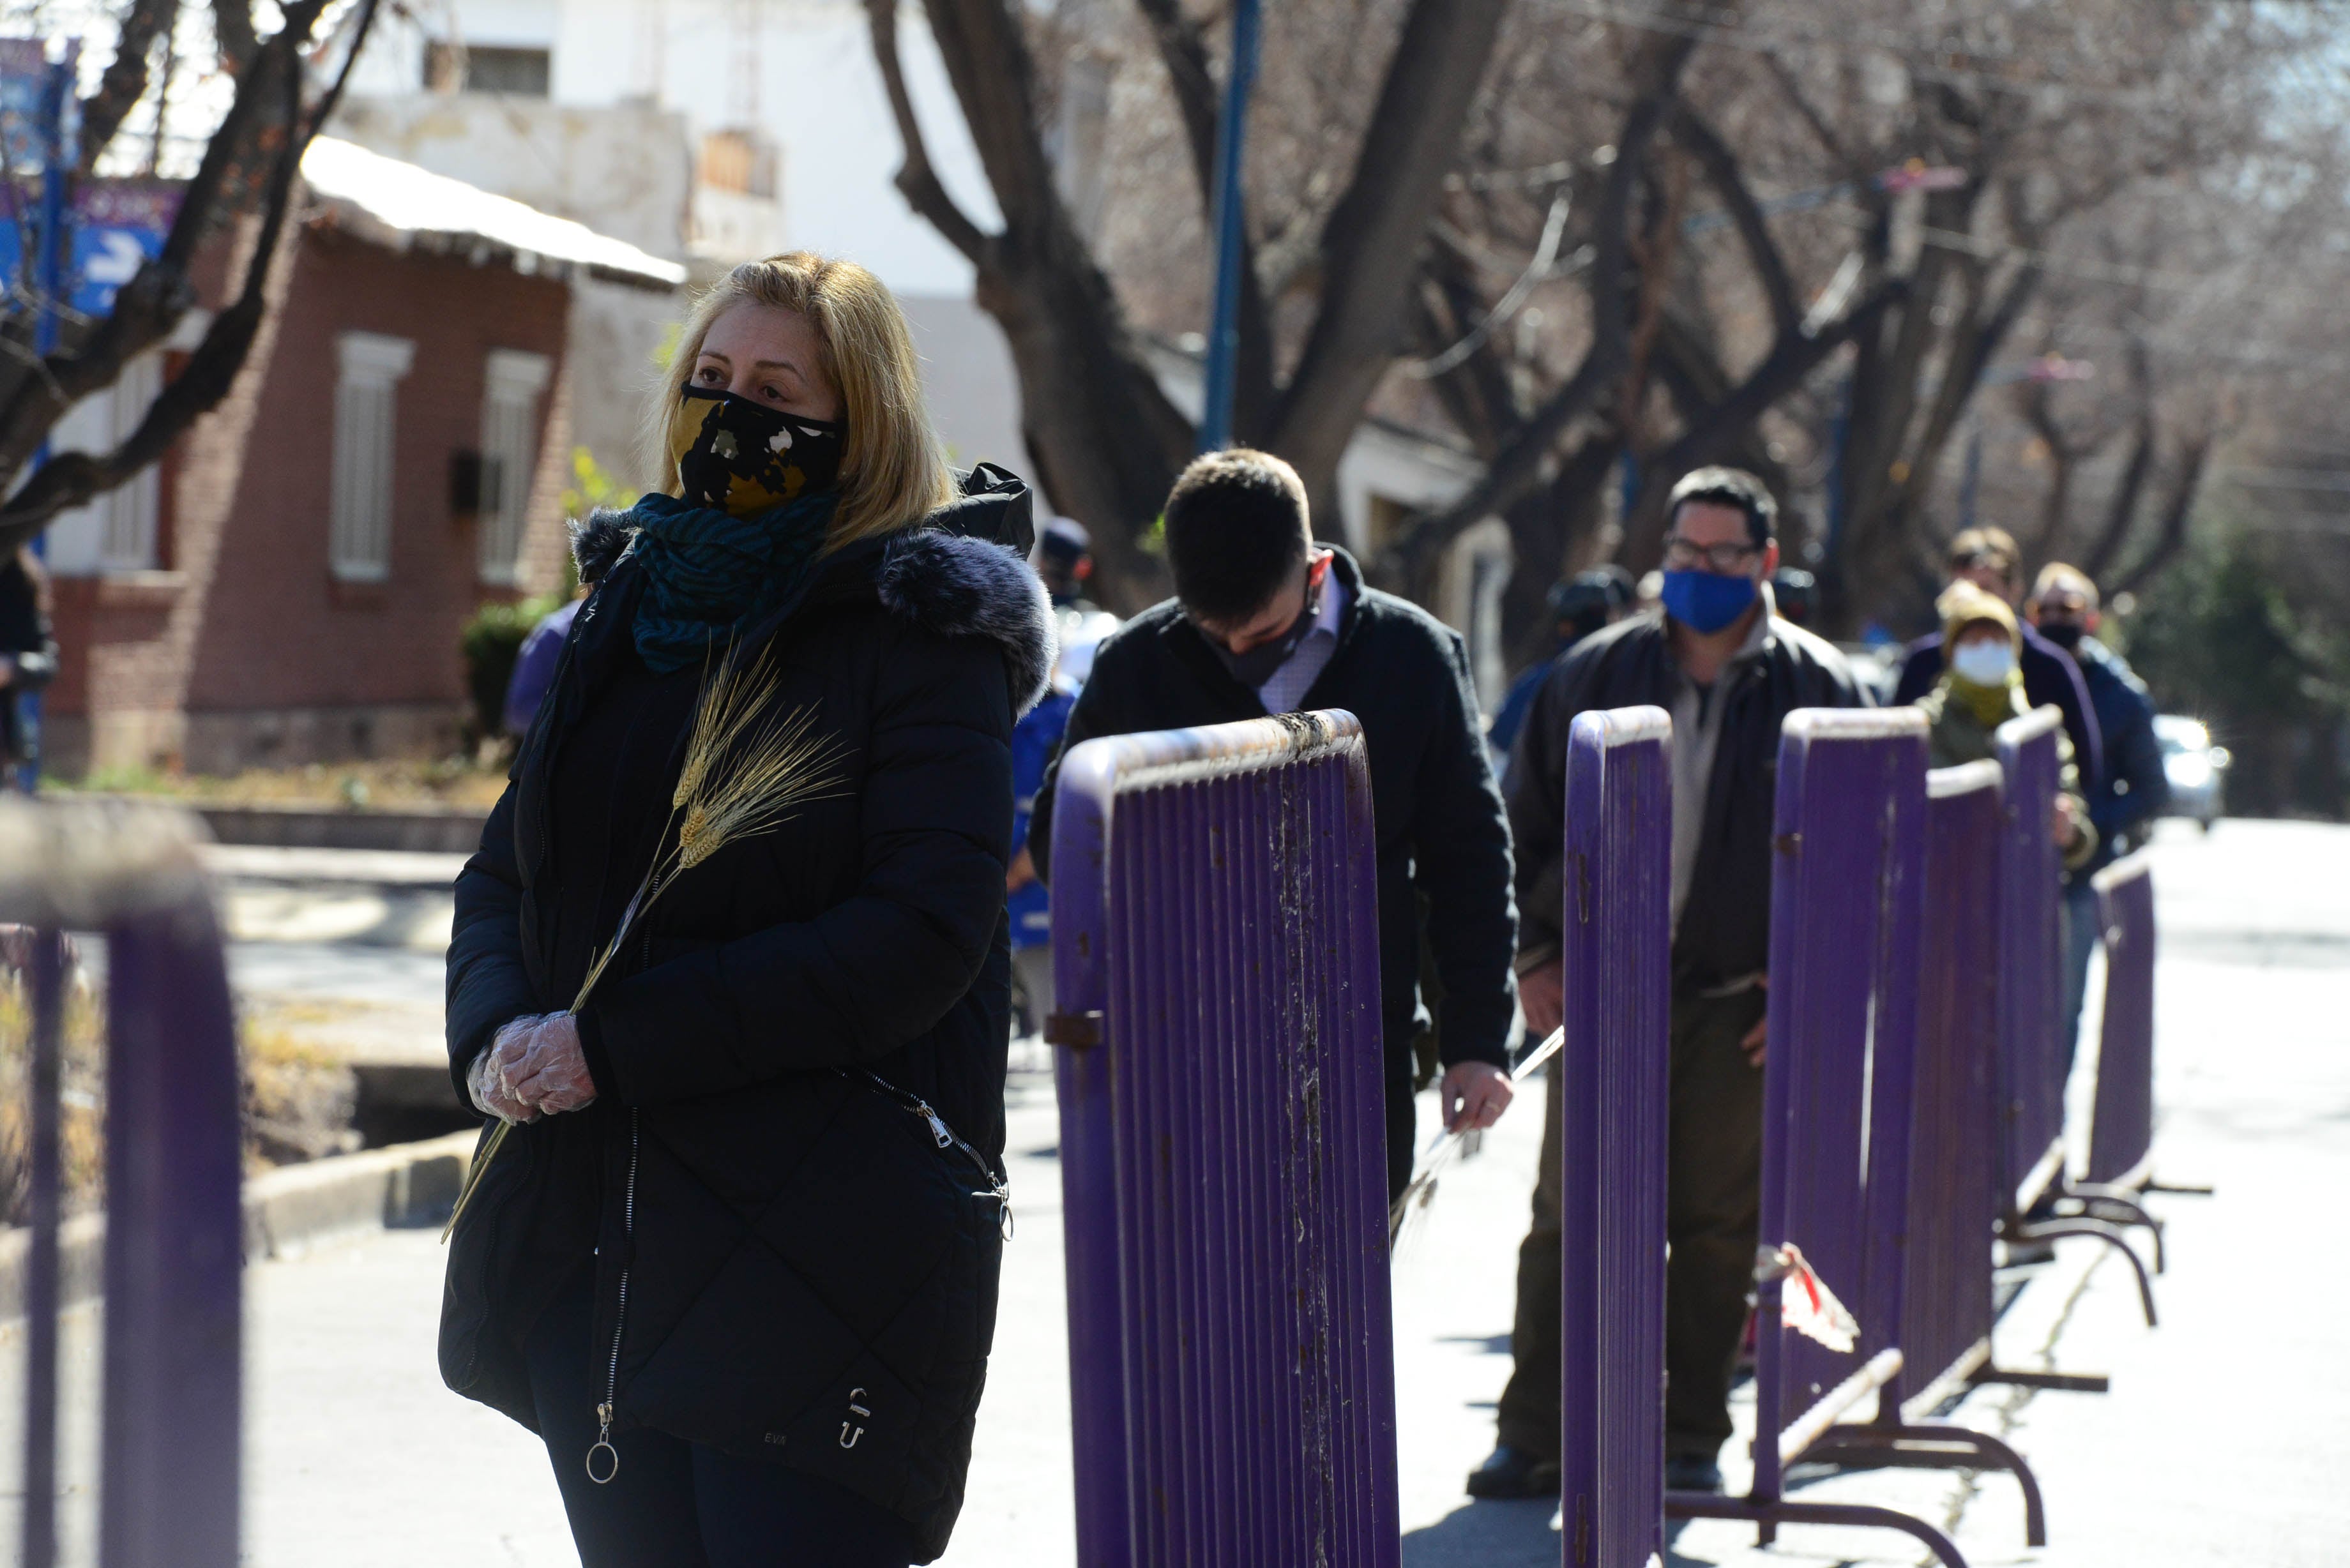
[623,490,837,674]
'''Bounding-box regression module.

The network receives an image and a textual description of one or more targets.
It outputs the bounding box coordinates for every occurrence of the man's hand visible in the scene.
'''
[1519,959,1565,1039]
[1006,845,1037,894]
[499,1013,598,1117]
[2052,795,2084,850]
[1441,1060,1513,1133]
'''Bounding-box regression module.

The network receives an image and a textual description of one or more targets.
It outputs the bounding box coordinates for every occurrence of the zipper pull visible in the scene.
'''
[588,1404,620,1485]
[917,1101,952,1149]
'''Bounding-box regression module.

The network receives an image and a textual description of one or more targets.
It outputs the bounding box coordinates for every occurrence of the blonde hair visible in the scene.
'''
[2033,561,2100,613]
[644,253,955,547]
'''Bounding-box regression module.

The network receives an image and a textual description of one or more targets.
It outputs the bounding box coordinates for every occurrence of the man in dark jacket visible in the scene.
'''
[1028,448,1519,1200]
[2029,562,2167,1074]
[1472,467,1872,1500]
[1892,525,2102,793]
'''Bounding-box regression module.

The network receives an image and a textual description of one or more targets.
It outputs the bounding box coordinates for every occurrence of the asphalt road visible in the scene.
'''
[3,817,2341,1565]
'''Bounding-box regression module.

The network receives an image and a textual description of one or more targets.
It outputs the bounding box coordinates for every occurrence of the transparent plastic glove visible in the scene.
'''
[469,1014,549,1124]
[503,1012,598,1117]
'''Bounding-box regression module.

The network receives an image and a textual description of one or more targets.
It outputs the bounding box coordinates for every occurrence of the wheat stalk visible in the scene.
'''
[443,643,847,1240]
[1388,1026,1561,1248]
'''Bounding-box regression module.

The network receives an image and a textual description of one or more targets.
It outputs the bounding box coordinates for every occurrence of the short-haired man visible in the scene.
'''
[1027,449,1520,1197]
[1471,466,1872,1499]
[1893,526,2103,796]
[2028,562,2167,1073]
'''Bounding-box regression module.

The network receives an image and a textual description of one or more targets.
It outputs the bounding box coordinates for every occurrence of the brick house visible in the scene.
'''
[40,137,683,776]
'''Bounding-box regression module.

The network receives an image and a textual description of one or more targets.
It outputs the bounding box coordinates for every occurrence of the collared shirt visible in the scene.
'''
[1667,590,1779,937]
[1256,569,1350,714]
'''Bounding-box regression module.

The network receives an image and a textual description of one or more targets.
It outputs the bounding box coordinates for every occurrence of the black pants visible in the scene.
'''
[1496,982,1767,1462]
[522,1269,915,1568]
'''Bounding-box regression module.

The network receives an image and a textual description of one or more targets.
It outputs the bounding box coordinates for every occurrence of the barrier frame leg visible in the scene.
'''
[1667,1490,1971,1568]
[1799,1422,2047,1546]
[2051,1180,2167,1272]
[2006,1214,2160,1325]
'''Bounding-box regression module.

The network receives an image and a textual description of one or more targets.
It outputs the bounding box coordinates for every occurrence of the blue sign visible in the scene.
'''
[0,179,179,319]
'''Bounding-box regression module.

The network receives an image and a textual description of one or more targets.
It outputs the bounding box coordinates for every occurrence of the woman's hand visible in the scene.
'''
[469,1015,547,1124]
[500,1013,598,1116]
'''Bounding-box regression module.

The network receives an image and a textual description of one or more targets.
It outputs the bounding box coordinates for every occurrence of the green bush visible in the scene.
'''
[460,595,558,742]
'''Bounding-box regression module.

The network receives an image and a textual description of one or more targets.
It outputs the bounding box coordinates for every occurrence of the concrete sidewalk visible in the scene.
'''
[3,820,2340,1565]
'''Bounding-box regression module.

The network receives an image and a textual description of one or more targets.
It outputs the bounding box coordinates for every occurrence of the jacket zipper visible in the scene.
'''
[844,1069,1013,1239]
[587,1106,641,1485]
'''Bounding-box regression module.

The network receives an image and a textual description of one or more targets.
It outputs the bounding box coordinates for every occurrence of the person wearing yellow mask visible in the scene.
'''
[1918,582,2096,868]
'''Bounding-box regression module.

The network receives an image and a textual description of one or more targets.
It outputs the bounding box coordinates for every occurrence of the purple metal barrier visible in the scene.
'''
[1047,711,1398,1567]
[1992,709,2066,1218]
[2,801,242,1568]
[1993,711,2160,1320]
[1794,761,2047,1544]
[2084,856,2156,1186]
[1665,709,1968,1567]
[1552,707,1671,1568]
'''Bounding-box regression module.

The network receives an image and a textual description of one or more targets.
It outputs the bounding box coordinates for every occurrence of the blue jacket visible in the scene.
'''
[1008,688,1074,949]
[2070,635,2167,873]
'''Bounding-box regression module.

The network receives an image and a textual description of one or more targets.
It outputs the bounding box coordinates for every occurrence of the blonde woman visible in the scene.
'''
[441,254,1051,1566]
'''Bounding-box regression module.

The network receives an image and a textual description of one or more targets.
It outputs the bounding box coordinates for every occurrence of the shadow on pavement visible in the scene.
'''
[1400,1499,1555,1568]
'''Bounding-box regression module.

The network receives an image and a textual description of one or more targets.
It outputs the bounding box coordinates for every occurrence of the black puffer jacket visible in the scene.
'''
[1507,608,1869,989]
[439,487,1052,1562]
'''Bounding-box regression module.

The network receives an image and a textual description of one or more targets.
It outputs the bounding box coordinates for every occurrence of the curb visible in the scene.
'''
[75,795,489,855]
[0,1128,480,1322]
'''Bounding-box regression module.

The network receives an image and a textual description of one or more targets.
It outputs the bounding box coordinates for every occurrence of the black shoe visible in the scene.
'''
[1466,1444,1561,1500]
[1664,1453,1724,1493]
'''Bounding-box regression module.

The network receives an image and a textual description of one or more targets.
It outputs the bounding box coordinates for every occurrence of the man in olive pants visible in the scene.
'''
[1472,469,1869,1498]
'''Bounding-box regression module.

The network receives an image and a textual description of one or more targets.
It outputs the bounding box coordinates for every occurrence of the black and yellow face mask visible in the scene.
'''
[668,387,849,515]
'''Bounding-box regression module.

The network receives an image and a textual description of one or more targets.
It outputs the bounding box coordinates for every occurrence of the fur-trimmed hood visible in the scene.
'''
[875,527,1056,716]
[569,508,1057,717]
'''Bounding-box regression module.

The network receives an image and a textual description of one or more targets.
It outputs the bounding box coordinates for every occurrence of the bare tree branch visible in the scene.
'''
[1266,0,1515,483]
[1669,100,1800,341]
[0,0,378,554]
[1368,24,1704,584]
[79,0,182,177]
[2112,433,2210,598]
[211,0,258,73]
[866,0,990,264]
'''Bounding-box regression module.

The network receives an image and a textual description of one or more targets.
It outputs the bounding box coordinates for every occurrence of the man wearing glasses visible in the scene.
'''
[1470,467,1871,1500]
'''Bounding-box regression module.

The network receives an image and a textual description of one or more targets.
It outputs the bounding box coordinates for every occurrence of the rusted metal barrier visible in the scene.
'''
[1793,760,2047,1542]
[1046,711,1398,1567]
[1993,709,2160,1318]
[1552,707,1672,1568]
[1664,709,1969,1568]
[2,799,242,1568]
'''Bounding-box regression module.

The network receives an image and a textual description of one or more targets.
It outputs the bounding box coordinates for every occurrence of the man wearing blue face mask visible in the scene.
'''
[1472,466,1871,1502]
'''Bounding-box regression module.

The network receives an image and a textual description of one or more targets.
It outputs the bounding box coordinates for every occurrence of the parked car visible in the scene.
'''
[2155,714,2230,831]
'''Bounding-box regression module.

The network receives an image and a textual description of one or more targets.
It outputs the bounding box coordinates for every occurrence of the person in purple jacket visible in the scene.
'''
[501,592,583,737]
